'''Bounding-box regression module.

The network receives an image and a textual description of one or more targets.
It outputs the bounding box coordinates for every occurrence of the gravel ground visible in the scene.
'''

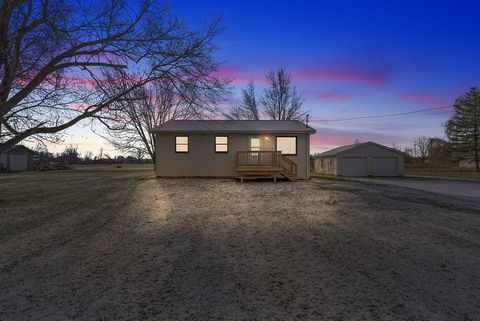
[1,168,480,320]
[353,177,480,201]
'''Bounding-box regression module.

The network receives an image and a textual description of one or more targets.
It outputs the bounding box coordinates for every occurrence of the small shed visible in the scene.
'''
[314,142,405,177]
[459,159,478,170]
[0,145,38,172]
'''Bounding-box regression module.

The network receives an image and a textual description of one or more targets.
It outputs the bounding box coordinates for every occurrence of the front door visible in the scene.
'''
[248,137,260,165]
[249,137,260,151]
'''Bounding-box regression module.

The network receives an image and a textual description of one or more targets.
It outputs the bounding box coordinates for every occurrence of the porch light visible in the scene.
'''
[263,136,269,140]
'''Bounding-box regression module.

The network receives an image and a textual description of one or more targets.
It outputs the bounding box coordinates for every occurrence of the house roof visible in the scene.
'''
[2,145,38,155]
[314,142,407,158]
[150,120,316,134]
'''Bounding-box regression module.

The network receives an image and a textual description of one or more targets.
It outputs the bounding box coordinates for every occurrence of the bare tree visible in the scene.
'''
[83,151,93,164]
[225,81,260,120]
[427,137,452,166]
[404,146,415,158]
[414,136,430,162]
[60,145,80,164]
[0,0,224,153]
[101,71,227,161]
[261,68,306,120]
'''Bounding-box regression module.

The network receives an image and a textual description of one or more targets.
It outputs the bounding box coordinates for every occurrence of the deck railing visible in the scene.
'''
[236,151,280,166]
[278,154,297,178]
[236,151,297,179]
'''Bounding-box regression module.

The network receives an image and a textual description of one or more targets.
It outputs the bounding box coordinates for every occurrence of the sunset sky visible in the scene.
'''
[48,0,480,156]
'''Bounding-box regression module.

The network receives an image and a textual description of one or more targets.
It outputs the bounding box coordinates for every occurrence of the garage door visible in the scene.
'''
[342,157,367,176]
[373,157,398,176]
[9,154,28,171]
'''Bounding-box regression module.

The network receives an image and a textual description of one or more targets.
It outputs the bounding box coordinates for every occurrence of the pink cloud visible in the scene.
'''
[218,63,390,87]
[310,127,403,153]
[216,66,265,86]
[293,65,389,86]
[315,90,353,101]
[398,92,452,107]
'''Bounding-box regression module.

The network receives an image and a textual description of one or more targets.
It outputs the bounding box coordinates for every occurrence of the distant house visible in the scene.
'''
[459,159,478,169]
[0,145,39,172]
[314,142,406,177]
[150,120,316,181]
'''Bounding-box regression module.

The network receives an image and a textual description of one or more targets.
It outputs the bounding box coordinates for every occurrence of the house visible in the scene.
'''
[459,159,478,170]
[313,142,405,177]
[0,145,38,172]
[150,120,316,181]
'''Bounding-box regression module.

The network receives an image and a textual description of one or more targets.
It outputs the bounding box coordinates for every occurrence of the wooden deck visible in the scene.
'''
[236,151,297,182]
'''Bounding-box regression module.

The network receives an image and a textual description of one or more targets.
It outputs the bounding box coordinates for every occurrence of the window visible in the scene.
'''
[215,136,228,153]
[175,136,188,153]
[276,136,297,155]
[250,137,260,151]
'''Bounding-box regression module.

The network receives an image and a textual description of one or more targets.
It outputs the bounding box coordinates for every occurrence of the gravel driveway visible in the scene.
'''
[1,168,479,320]
[353,177,480,201]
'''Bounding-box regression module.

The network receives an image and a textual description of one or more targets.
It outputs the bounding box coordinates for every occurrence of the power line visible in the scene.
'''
[310,105,453,122]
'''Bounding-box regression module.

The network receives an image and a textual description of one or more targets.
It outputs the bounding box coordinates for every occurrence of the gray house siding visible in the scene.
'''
[155,133,311,179]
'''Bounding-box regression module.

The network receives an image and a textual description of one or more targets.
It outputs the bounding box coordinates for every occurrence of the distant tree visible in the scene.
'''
[261,68,307,120]
[135,149,145,162]
[353,139,363,144]
[404,146,415,158]
[225,82,260,120]
[125,156,136,164]
[414,136,430,163]
[427,138,452,166]
[83,151,94,164]
[34,143,53,160]
[446,87,480,171]
[61,146,80,164]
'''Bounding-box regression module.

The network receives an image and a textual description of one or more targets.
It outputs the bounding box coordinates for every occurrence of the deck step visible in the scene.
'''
[281,171,295,181]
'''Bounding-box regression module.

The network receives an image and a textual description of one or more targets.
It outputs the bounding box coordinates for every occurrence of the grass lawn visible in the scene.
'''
[1,166,480,320]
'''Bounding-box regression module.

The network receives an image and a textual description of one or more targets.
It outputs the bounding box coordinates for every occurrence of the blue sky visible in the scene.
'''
[49,0,480,155]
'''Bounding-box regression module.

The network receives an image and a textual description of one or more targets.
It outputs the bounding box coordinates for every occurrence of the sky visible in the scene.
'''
[46,0,480,155]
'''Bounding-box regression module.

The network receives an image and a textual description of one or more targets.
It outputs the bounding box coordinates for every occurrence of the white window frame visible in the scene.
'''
[215,136,229,153]
[276,136,297,156]
[175,136,189,153]
[250,137,261,151]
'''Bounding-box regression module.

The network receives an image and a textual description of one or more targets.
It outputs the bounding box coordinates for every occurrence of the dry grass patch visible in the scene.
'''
[1,169,479,320]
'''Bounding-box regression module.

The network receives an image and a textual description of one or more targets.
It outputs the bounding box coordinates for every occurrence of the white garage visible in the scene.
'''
[372,157,398,176]
[313,142,406,177]
[342,157,367,176]
[0,145,37,172]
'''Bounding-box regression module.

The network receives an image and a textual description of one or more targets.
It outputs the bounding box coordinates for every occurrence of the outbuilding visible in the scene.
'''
[0,145,38,172]
[314,142,405,177]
